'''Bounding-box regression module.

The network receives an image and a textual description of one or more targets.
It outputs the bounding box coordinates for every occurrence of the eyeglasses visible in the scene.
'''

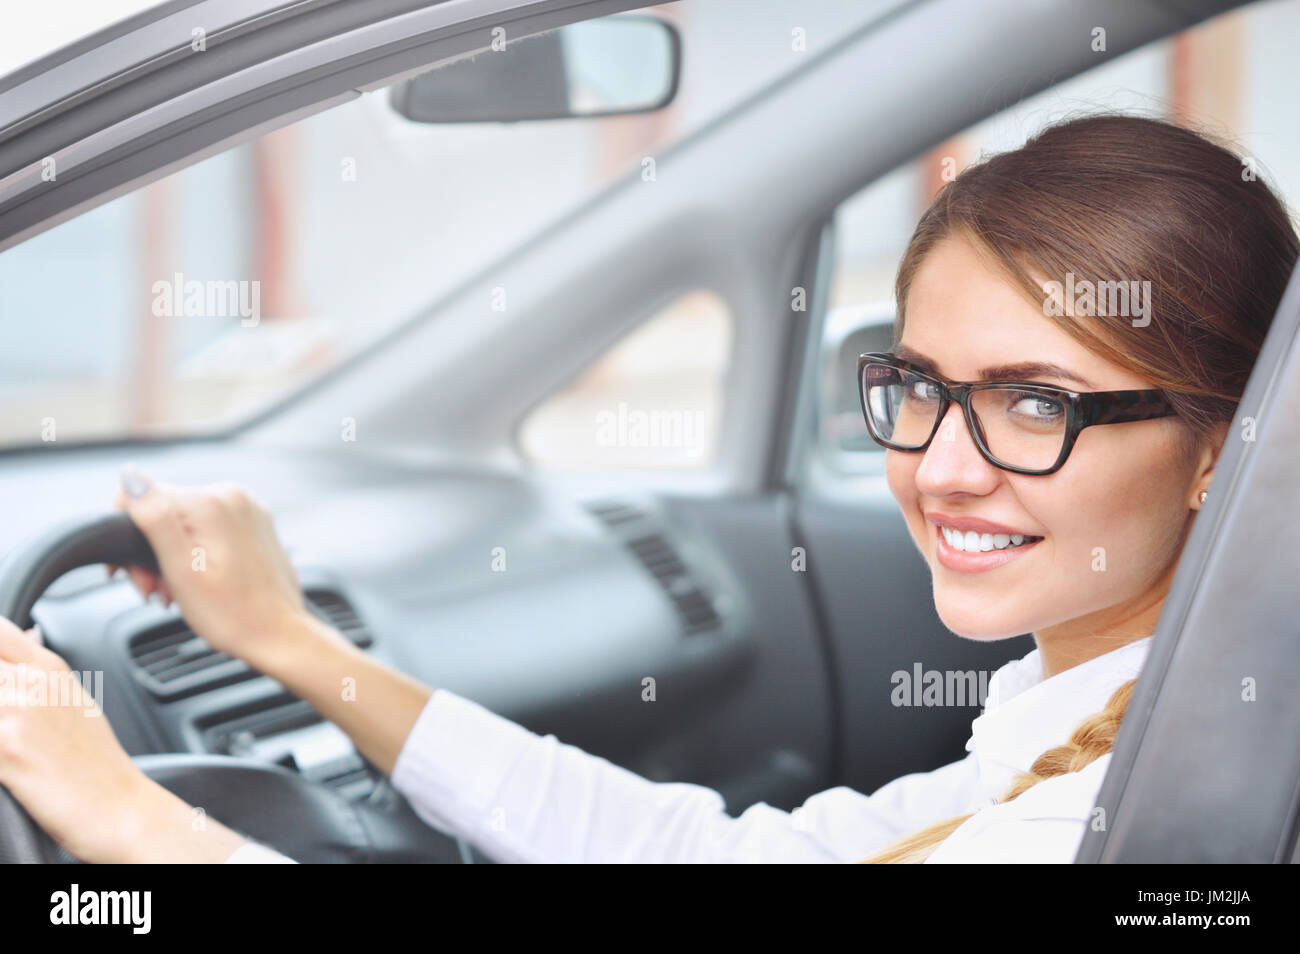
[857,352,1176,475]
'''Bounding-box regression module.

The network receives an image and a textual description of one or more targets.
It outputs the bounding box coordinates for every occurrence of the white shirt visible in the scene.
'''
[224,636,1150,864]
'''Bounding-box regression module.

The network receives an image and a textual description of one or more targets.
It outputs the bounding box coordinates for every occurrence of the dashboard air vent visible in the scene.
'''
[585,501,646,528]
[128,587,373,700]
[304,588,374,648]
[587,500,723,636]
[127,622,249,697]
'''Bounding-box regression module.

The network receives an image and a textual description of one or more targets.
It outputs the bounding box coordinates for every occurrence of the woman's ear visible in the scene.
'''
[1190,422,1230,510]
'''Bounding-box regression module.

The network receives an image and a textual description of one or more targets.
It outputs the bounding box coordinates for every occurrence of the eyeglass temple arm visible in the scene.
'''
[1082,390,1175,427]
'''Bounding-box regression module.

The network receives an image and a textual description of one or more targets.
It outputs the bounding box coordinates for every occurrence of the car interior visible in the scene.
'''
[0,0,1297,863]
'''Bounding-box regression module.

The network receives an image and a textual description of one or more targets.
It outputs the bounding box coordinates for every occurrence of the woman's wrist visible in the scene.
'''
[113,777,249,864]
[253,617,432,776]
[227,603,433,780]
[242,606,356,681]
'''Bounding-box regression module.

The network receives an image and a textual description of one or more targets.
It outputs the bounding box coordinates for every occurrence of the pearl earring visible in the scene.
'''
[1198,490,1208,505]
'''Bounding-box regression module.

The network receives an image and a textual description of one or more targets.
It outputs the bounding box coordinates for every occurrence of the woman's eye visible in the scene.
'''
[906,379,941,402]
[1008,393,1064,419]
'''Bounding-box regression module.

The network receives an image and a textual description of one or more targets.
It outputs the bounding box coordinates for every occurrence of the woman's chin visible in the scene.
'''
[933,598,1035,641]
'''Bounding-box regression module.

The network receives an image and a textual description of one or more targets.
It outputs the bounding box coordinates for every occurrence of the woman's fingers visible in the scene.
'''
[111,469,161,596]
[112,469,198,614]
[125,566,161,601]
[0,616,42,664]
[114,466,189,561]
[118,462,153,502]
[122,486,208,580]
[108,561,170,608]
[111,470,175,604]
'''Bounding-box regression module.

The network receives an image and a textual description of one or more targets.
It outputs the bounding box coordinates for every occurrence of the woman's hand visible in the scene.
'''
[0,618,246,863]
[112,468,433,777]
[112,468,322,672]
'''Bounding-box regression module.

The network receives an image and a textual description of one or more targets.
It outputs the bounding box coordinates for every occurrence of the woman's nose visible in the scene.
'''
[913,403,1001,496]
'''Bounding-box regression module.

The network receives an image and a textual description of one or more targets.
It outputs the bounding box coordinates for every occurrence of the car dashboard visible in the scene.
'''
[13,443,756,861]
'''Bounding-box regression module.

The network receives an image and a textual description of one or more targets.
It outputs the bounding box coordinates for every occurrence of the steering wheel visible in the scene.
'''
[0,513,466,864]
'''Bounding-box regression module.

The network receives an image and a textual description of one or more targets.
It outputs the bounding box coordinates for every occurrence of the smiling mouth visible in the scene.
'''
[937,525,1043,553]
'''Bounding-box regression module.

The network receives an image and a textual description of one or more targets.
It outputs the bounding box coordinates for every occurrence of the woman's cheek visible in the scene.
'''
[1045,477,1162,603]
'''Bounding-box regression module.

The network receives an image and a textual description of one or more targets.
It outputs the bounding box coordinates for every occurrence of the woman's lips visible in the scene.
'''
[925,511,1035,536]
[934,524,1042,573]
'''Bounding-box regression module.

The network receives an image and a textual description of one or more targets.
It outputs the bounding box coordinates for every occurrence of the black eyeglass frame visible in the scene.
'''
[857,352,1178,476]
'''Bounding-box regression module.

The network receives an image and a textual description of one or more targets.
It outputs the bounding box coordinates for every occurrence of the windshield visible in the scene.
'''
[0,0,904,449]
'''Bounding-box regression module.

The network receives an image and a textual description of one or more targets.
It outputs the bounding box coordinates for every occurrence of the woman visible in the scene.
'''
[0,114,1294,863]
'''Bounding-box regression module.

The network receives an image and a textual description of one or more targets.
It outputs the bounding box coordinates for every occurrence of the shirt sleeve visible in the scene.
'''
[223,841,298,864]
[389,688,983,863]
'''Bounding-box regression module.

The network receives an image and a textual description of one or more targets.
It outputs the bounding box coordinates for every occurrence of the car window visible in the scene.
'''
[816,0,1300,474]
[519,290,732,470]
[0,0,907,451]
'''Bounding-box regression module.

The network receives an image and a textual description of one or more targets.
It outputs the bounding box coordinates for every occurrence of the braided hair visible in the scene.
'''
[859,679,1136,864]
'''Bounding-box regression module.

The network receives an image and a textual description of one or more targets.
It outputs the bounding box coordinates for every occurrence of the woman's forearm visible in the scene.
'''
[248,612,434,776]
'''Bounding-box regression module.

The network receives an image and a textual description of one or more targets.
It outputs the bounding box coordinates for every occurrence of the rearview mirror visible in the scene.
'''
[389,15,681,123]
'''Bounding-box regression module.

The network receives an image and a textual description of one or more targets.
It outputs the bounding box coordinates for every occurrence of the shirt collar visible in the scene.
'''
[965,637,1152,805]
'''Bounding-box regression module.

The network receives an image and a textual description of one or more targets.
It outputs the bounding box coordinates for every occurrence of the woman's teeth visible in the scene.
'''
[939,527,1040,552]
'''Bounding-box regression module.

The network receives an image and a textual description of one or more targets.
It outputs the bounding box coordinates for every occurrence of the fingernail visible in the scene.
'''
[121,463,153,499]
[26,625,43,646]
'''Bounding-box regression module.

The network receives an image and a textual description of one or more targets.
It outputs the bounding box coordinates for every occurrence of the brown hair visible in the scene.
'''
[862,114,1298,864]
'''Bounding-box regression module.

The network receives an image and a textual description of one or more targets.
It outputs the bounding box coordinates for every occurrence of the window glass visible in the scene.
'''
[519,290,732,470]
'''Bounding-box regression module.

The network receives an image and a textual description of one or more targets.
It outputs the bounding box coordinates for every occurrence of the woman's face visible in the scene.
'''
[887,233,1210,648]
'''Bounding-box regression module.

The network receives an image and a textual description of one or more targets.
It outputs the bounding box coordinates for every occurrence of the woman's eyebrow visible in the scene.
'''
[892,345,1096,389]
[977,361,1096,389]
